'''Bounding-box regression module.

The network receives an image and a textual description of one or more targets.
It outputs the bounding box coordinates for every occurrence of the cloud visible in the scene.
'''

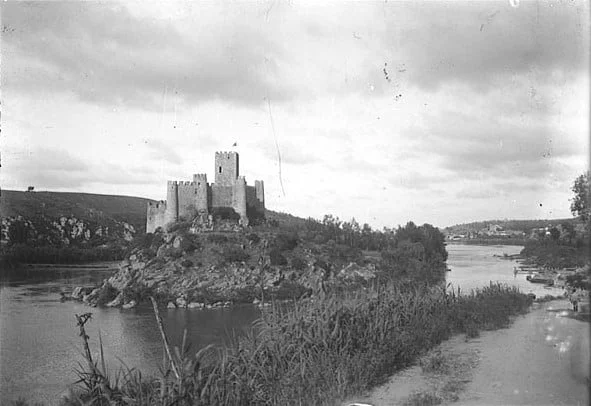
[2,2,290,108]
[2,146,159,190]
[379,1,589,92]
[144,139,183,164]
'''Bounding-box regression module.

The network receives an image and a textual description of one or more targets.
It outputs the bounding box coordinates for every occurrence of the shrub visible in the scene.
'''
[222,246,250,263]
[208,234,229,244]
[211,207,240,221]
[246,233,261,244]
[166,220,192,233]
[269,248,287,265]
[274,232,299,251]
[291,257,307,271]
[95,283,118,306]
[181,259,194,268]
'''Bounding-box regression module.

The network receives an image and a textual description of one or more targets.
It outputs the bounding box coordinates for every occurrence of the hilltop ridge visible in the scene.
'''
[1,189,154,232]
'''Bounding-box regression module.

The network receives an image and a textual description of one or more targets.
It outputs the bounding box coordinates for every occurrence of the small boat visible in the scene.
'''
[526,274,554,285]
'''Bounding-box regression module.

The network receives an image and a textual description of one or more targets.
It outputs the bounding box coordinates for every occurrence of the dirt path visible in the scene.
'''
[343,300,589,406]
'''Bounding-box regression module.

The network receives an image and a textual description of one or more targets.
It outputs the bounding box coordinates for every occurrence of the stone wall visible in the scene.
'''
[177,182,198,220]
[211,184,233,208]
[147,201,167,233]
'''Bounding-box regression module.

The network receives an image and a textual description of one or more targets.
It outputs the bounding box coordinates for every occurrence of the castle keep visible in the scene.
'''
[146,152,265,232]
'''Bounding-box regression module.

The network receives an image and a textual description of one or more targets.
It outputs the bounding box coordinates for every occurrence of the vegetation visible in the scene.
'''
[1,244,127,265]
[0,190,150,231]
[47,283,531,406]
[520,172,590,270]
[570,171,590,223]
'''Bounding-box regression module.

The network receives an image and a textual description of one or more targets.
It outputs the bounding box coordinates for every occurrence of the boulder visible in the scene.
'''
[82,288,100,303]
[122,300,137,309]
[71,286,93,300]
[106,292,124,307]
[187,302,204,309]
[167,302,176,309]
[175,297,187,308]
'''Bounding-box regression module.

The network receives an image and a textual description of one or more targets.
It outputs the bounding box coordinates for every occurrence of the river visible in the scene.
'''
[0,244,565,405]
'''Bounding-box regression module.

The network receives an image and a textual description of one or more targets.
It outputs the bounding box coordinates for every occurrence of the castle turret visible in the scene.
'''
[165,181,179,225]
[215,151,239,186]
[233,176,248,226]
[193,173,209,213]
[255,180,265,208]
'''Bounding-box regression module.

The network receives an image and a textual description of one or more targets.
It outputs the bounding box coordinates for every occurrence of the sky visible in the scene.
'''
[1,1,589,229]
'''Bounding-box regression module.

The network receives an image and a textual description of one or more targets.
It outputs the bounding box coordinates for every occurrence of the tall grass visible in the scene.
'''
[59,282,530,406]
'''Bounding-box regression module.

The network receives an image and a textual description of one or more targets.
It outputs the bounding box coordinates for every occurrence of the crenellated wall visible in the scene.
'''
[147,152,265,232]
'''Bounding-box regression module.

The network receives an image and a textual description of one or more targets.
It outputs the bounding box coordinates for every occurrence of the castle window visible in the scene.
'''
[218,166,222,173]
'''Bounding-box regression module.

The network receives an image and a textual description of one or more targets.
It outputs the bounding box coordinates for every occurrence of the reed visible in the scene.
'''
[29,281,530,406]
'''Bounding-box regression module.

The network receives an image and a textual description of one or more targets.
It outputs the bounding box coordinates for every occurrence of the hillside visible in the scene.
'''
[443,218,579,236]
[1,190,153,232]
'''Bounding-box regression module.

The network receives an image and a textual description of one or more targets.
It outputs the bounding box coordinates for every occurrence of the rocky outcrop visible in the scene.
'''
[72,252,376,310]
[1,215,137,247]
[67,227,378,310]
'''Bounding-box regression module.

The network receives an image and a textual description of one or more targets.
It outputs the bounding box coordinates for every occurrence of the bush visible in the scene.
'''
[95,283,118,306]
[166,220,192,233]
[274,232,299,251]
[208,234,229,244]
[246,233,261,244]
[269,248,287,266]
[222,246,250,263]
[211,207,240,221]
[181,259,194,268]
[291,257,307,271]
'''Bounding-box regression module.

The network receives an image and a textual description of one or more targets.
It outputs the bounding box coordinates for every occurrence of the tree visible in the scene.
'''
[570,171,590,222]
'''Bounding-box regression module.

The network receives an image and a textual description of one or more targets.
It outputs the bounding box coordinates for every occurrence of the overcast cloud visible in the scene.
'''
[1,1,588,228]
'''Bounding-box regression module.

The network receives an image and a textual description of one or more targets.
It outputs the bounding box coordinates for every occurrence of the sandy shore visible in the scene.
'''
[344,299,589,406]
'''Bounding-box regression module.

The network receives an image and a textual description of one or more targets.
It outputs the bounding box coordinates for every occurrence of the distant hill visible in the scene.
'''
[265,210,313,228]
[443,218,579,235]
[1,190,154,232]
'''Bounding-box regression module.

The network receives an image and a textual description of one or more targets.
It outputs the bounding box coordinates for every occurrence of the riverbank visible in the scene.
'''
[56,282,532,406]
[345,299,589,405]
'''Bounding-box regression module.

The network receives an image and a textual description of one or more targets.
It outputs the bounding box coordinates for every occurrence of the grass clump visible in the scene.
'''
[402,391,443,406]
[419,350,450,374]
[52,282,531,406]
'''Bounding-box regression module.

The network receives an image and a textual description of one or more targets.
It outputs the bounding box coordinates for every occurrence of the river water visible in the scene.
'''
[0,244,565,405]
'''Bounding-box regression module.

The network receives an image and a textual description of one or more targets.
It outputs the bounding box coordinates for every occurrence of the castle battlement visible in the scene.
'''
[147,151,264,233]
[148,200,166,208]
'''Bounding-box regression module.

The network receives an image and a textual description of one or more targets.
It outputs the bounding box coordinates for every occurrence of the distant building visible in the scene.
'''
[146,151,265,233]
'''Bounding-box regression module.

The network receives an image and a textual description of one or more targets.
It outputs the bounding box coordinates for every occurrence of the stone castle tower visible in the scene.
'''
[146,152,264,232]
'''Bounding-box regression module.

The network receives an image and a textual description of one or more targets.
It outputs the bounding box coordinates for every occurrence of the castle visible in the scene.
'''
[146,152,265,233]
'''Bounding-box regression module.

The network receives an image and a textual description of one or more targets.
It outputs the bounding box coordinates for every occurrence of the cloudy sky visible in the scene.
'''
[1,1,589,228]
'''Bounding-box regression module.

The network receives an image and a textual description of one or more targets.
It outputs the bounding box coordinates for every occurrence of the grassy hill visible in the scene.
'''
[1,190,154,231]
[443,218,579,235]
